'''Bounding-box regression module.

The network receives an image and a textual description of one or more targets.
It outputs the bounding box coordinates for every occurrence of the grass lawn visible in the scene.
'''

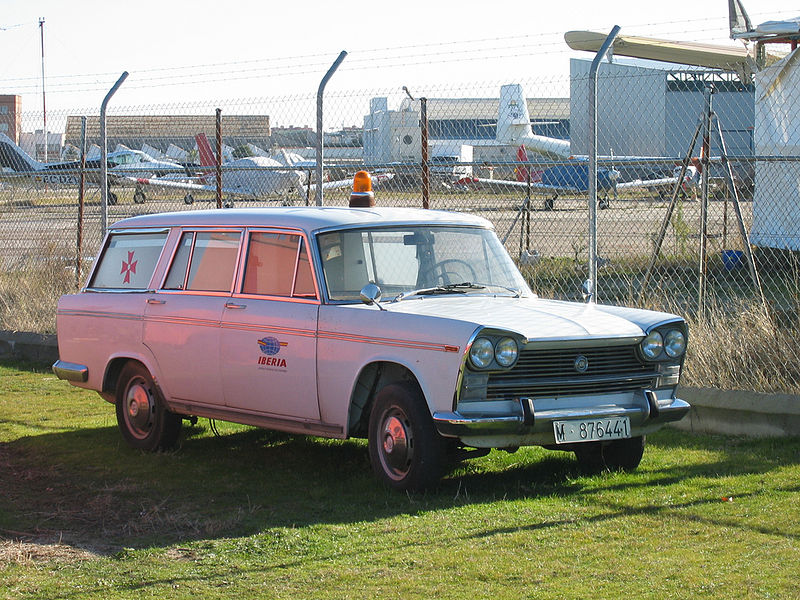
[1,361,799,599]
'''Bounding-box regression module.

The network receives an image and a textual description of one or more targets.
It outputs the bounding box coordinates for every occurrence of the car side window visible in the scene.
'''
[242,232,316,298]
[89,231,167,290]
[163,231,240,292]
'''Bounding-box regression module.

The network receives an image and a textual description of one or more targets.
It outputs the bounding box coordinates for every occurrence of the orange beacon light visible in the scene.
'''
[349,171,375,207]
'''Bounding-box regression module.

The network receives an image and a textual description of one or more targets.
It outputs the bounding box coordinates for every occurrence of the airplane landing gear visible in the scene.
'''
[133,189,146,204]
[107,190,118,205]
[544,196,556,211]
[183,193,194,205]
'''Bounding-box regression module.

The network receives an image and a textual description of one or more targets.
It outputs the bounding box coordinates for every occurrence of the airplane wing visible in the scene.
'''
[471,177,590,195]
[472,172,683,194]
[564,30,750,72]
[122,171,393,199]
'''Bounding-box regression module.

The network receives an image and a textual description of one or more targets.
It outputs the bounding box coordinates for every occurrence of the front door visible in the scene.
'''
[220,230,320,420]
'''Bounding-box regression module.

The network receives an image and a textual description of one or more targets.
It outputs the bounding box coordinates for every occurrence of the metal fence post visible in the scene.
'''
[100,71,128,236]
[421,97,430,209]
[76,116,86,291]
[315,51,347,206]
[587,26,620,303]
[216,108,223,209]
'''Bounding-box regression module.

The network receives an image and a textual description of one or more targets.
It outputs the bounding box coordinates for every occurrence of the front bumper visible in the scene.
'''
[433,391,690,444]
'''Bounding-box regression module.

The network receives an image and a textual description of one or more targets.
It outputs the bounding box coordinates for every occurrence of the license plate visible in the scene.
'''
[553,417,631,444]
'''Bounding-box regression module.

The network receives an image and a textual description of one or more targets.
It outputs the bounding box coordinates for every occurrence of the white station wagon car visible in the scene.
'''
[53,206,689,491]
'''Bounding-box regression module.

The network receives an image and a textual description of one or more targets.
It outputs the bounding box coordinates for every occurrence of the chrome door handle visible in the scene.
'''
[225,302,247,310]
[147,298,166,305]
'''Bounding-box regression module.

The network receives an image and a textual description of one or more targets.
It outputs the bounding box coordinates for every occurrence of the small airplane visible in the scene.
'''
[0,133,185,204]
[564,1,799,83]
[474,143,697,210]
[124,133,392,205]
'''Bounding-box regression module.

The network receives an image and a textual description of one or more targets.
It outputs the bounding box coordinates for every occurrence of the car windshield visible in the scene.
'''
[317,225,531,302]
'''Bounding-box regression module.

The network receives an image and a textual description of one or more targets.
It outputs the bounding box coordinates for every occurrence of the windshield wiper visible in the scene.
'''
[394,285,467,301]
[393,282,491,302]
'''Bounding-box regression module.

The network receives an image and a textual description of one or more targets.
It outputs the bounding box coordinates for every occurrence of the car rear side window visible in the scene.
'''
[241,232,316,298]
[89,231,167,290]
[163,231,241,292]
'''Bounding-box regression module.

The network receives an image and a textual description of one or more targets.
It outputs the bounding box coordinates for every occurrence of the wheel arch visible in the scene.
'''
[346,360,424,438]
[102,354,165,403]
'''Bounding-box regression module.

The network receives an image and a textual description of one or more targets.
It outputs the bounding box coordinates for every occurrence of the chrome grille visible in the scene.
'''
[485,345,656,400]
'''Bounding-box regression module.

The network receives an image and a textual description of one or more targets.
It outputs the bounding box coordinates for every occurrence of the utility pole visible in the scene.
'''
[39,17,47,163]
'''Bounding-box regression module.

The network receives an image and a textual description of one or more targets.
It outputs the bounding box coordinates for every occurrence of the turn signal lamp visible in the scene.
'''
[350,170,375,207]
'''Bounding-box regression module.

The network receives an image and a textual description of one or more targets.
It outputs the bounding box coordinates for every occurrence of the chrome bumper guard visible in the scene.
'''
[432,394,691,438]
[52,360,89,383]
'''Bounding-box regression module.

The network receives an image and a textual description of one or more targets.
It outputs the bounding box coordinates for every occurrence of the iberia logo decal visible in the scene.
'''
[257,336,288,368]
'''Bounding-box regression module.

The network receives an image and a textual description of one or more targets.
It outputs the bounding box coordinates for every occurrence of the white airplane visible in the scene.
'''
[125,133,392,205]
[564,1,799,82]
[0,133,186,204]
[473,85,698,208]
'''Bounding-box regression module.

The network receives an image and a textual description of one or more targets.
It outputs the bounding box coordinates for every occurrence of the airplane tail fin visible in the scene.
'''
[497,83,572,160]
[497,84,534,145]
[0,133,45,172]
[729,0,753,39]
[195,133,217,167]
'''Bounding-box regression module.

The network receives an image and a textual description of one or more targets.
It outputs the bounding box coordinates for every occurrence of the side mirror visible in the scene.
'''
[360,283,385,310]
[581,279,594,304]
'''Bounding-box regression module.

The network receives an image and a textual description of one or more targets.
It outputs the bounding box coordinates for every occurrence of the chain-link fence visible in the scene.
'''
[1,40,799,394]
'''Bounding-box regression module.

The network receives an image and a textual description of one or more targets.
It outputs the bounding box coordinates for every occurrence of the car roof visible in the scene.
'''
[109,206,493,233]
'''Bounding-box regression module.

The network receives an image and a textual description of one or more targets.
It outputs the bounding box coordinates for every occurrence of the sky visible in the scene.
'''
[0,0,797,129]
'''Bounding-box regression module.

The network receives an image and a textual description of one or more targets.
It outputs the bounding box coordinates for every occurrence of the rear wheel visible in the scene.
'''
[115,362,181,451]
[368,383,446,492]
[574,436,645,473]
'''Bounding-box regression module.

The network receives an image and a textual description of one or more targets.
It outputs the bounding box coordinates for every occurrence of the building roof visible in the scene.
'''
[398,97,570,120]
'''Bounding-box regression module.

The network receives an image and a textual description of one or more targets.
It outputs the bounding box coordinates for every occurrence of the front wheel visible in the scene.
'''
[368,383,446,492]
[574,435,645,473]
[115,362,181,451]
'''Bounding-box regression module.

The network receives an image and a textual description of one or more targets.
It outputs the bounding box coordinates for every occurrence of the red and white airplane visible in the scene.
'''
[125,133,391,205]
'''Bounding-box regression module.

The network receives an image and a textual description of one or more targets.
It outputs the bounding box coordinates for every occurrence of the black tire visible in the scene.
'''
[115,362,181,452]
[368,382,446,492]
[574,435,645,473]
[133,190,146,204]
[184,193,194,205]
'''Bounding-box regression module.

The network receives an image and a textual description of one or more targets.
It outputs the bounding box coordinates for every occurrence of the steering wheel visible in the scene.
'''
[421,259,477,286]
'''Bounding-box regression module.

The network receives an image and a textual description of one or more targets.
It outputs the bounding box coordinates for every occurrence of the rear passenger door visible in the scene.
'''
[220,229,320,420]
[143,229,241,406]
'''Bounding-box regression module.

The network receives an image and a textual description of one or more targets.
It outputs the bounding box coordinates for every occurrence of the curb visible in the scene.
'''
[671,386,800,438]
[0,330,59,365]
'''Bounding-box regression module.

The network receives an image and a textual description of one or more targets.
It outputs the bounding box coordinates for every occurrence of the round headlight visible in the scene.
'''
[664,329,686,358]
[495,337,519,367]
[641,330,664,360]
[469,337,495,369]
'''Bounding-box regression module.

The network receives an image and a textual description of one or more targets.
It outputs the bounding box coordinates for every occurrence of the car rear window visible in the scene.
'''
[88,231,167,290]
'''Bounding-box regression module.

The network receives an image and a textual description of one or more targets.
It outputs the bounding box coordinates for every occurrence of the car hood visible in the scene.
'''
[382,295,681,342]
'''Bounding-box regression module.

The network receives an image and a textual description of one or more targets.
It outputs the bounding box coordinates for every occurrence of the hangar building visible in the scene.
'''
[569,57,754,158]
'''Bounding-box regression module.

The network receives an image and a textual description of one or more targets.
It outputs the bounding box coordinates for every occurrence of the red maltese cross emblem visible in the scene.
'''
[120,250,138,284]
